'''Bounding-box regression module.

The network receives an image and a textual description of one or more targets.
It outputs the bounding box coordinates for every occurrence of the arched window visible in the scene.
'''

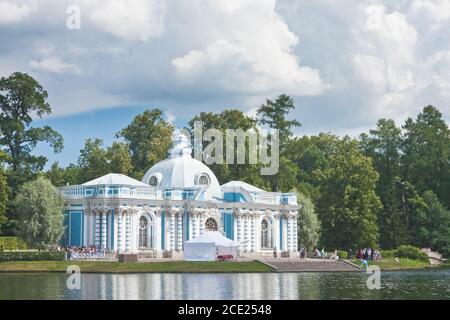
[138,215,154,248]
[205,218,218,231]
[261,218,273,249]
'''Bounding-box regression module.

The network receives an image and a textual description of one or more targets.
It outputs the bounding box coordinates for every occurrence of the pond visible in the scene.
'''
[0,269,449,300]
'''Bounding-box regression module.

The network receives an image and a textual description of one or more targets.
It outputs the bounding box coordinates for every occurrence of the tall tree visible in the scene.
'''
[0,72,63,191]
[401,105,450,208]
[359,119,406,248]
[286,133,340,201]
[46,162,67,187]
[257,94,301,191]
[297,192,321,252]
[77,138,110,182]
[257,94,301,150]
[315,138,381,249]
[188,109,268,188]
[408,190,450,256]
[106,141,133,175]
[117,109,173,179]
[14,176,64,249]
[0,165,8,227]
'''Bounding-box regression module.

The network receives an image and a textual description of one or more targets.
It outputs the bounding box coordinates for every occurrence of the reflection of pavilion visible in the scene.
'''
[78,273,300,300]
[61,131,300,258]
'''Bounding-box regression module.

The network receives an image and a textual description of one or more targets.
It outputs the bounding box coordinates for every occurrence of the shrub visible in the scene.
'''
[0,237,28,250]
[396,245,429,262]
[380,249,397,258]
[337,250,348,259]
[0,251,66,262]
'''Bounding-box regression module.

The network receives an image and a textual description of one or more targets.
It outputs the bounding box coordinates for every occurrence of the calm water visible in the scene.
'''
[0,270,449,300]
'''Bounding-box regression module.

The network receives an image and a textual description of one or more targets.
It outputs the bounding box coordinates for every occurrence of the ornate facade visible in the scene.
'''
[61,133,299,258]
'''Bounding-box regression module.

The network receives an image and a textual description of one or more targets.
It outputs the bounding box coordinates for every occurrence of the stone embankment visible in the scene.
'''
[259,258,360,272]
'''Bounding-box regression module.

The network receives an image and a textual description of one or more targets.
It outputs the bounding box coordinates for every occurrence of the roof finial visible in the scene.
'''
[169,129,192,158]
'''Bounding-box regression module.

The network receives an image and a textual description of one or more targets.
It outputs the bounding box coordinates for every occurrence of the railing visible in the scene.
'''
[251,192,297,205]
[60,185,164,200]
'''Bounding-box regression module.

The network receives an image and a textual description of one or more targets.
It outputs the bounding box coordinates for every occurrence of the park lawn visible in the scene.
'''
[0,260,273,273]
[350,258,430,270]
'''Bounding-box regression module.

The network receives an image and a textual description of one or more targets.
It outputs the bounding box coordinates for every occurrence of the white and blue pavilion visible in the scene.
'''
[60,133,299,258]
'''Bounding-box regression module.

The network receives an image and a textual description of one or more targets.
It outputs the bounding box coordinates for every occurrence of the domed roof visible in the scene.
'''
[141,131,221,201]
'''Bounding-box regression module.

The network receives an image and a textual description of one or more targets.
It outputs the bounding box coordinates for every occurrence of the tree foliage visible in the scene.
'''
[116,109,173,179]
[14,177,64,249]
[296,192,320,251]
[0,72,63,191]
[315,138,381,249]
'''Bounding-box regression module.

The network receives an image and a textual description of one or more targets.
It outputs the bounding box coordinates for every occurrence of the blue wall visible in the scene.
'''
[222,212,234,240]
[62,210,83,246]
[223,192,247,202]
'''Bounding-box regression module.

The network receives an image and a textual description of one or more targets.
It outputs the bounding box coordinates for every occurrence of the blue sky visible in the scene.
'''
[1,0,450,168]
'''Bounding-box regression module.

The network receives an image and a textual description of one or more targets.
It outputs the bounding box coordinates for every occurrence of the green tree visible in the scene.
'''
[188,109,268,188]
[286,133,340,201]
[401,105,450,208]
[315,138,381,249]
[117,109,173,179]
[107,141,133,175]
[409,190,450,256]
[257,94,301,192]
[77,138,109,182]
[14,177,64,249]
[0,166,8,227]
[359,119,406,248]
[0,72,63,191]
[296,192,321,252]
[257,94,301,150]
[46,162,67,187]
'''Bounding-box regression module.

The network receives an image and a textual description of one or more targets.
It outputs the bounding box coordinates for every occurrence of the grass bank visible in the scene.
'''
[350,258,432,270]
[0,260,273,273]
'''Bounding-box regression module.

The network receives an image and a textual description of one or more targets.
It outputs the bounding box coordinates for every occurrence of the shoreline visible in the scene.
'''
[0,259,447,274]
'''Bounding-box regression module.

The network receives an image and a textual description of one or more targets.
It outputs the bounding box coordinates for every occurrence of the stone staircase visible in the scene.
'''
[259,258,360,272]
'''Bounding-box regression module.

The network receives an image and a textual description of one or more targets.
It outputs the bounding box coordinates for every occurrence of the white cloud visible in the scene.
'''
[0,1,33,24]
[83,0,166,42]
[29,57,81,74]
[408,0,450,23]
[0,0,449,131]
[171,0,328,97]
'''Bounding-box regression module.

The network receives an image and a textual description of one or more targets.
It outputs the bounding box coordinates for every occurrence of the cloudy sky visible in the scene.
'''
[1,0,449,166]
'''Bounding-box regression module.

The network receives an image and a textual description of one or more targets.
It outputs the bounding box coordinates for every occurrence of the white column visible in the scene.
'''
[125,211,131,251]
[199,214,205,234]
[89,211,94,245]
[191,214,197,239]
[196,215,201,237]
[177,213,183,251]
[94,211,100,246]
[117,211,123,252]
[131,212,137,253]
[170,213,175,251]
[250,215,255,251]
[287,218,292,252]
[247,215,252,252]
[101,211,107,249]
[237,214,242,245]
[293,216,298,252]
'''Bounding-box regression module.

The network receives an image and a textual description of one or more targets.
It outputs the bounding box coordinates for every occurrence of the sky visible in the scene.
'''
[1,0,450,167]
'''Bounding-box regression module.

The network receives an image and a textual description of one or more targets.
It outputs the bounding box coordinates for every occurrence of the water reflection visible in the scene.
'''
[0,270,449,300]
[74,273,301,300]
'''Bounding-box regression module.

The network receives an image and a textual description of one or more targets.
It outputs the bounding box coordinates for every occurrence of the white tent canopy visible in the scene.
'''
[184,231,238,261]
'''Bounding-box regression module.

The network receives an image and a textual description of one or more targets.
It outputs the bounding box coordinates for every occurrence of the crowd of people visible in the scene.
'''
[60,245,106,260]
[356,248,382,261]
